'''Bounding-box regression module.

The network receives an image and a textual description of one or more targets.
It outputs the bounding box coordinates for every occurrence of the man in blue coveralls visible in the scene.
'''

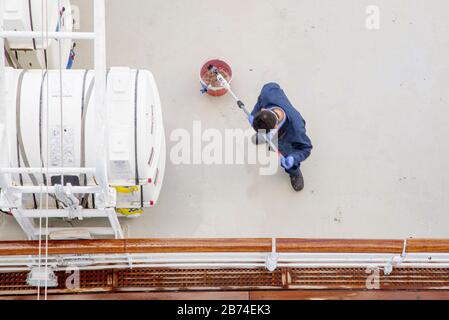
[249,83,313,192]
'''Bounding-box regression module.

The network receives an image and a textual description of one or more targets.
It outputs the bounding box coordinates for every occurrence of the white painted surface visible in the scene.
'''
[1,0,449,240]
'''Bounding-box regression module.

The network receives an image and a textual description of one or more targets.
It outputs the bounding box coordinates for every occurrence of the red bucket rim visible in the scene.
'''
[200,59,233,90]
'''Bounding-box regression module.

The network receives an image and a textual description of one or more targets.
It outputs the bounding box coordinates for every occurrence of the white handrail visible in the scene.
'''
[18,209,109,218]
[9,185,101,194]
[0,167,96,174]
[0,31,95,40]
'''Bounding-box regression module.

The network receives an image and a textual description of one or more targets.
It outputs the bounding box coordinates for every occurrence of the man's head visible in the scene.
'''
[252,109,278,132]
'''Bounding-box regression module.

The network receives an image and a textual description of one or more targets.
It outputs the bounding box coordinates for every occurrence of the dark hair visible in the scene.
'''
[252,110,277,131]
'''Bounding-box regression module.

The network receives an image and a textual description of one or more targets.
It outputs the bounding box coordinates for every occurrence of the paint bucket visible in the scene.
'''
[200,59,233,97]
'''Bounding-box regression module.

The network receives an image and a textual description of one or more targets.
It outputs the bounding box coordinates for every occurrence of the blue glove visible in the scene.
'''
[248,115,254,125]
[280,156,295,170]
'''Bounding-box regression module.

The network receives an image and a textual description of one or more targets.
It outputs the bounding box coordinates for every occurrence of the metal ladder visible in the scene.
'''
[0,0,124,240]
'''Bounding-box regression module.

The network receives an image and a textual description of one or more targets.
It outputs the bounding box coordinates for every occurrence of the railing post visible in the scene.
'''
[265,238,279,272]
[0,3,18,207]
[0,0,5,121]
[0,0,10,194]
[93,0,111,206]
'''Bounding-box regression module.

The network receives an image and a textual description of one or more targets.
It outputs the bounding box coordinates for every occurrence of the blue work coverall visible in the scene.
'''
[251,83,313,176]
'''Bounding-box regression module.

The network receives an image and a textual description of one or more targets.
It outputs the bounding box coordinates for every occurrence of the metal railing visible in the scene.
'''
[1,238,449,272]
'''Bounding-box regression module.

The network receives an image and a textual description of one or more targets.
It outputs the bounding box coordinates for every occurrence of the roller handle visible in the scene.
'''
[237,100,251,117]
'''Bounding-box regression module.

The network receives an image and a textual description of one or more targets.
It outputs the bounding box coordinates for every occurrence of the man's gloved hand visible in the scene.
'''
[281,156,295,170]
[248,115,254,126]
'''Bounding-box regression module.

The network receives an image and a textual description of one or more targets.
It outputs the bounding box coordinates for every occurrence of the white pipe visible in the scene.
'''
[3,258,449,272]
[52,264,267,271]
[1,167,96,174]
[44,262,449,272]
[3,257,449,268]
[25,257,388,264]
[0,268,31,272]
[2,252,449,261]
[278,263,449,268]
[0,31,95,40]
[4,261,449,273]
[2,252,449,263]
[3,252,449,272]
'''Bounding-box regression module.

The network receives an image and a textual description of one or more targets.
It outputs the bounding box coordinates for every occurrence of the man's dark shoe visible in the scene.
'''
[290,170,304,192]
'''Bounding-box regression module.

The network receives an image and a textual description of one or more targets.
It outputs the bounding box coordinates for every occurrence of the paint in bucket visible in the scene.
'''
[200,59,233,97]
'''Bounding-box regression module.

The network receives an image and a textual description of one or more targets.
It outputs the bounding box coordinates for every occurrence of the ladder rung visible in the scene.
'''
[34,227,115,236]
[9,185,101,194]
[1,167,96,175]
[0,31,95,40]
[18,209,110,219]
